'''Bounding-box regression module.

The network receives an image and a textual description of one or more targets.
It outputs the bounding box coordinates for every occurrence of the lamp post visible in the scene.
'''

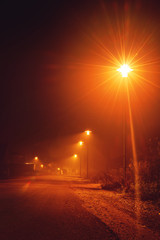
[34,156,39,171]
[78,141,84,177]
[117,64,133,184]
[73,154,78,175]
[85,130,92,178]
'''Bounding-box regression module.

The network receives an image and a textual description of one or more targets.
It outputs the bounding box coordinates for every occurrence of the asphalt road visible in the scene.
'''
[0,175,118,240]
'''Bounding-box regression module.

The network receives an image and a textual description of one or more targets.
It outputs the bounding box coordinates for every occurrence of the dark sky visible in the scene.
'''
[0,0,160,158]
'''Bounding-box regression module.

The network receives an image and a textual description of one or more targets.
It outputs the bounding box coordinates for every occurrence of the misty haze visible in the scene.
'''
[0,1,160,240]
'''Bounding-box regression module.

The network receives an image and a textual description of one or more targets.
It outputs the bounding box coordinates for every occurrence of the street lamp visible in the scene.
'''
[85,130,91,136]
[85,130,92,178]
[34,156,39,171]
[73,154,79,176]
[117,64,133,184]
[79,141,83,146]
[117,64,133,77]
[78,141,84,177]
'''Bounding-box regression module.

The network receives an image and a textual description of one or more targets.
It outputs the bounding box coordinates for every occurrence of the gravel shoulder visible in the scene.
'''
[72,182,160,240]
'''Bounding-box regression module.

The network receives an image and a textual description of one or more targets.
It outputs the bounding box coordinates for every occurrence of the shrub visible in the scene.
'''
[94,156,160,201]
[93,169,124,191]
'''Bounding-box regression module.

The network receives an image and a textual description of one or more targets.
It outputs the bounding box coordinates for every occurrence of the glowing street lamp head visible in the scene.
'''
[74,154,78,158]
[34,156,38,160]
[85,130,91,136]
[117,64,133,77]
[79,141,83,146]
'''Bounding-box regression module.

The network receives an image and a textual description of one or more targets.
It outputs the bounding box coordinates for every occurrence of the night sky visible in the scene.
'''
[1,0,160,160]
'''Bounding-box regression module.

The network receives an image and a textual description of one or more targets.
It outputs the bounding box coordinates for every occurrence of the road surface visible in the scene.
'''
[0,175,118,240]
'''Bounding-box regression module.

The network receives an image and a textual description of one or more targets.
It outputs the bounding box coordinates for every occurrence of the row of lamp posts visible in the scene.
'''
[34,62,132,181]
[74,130,92,178]
[74,64,132,182]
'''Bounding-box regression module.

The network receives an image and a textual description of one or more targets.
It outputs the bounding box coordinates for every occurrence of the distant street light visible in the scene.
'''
[79,141,83,146]
[85,130,91,136]
[117,64,133,183]
[41,164,44,168]
[73,154,79,176]
[34,156,39,171]
[85,130,92,178]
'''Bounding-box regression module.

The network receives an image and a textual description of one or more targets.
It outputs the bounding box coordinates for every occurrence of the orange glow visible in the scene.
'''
[117,64,133,77]
[34,156,38,160]
[41,164,44,168]
[69,7,160,119]
[79,141,83,146]
[57,168,60,171]
[85,130,91,136]
[74,154,78,158]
